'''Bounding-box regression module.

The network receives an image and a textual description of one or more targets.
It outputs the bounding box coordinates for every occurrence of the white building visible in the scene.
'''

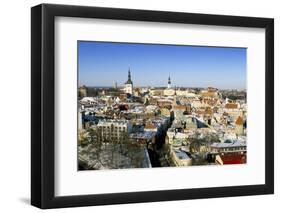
[164,76,176,96]
[210,139,246,153]
[171,148,192,166]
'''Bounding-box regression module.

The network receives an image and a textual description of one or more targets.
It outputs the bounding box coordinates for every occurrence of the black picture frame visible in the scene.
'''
[31,3,274,209]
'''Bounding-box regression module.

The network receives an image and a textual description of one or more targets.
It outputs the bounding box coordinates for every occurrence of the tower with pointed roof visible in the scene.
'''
[124,68,133,94]
[235,116,244,135]
[164,75,176,96]
[167,76,171,88]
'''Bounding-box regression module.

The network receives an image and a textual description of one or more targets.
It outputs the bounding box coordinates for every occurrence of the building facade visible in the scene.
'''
[97,119,133,142]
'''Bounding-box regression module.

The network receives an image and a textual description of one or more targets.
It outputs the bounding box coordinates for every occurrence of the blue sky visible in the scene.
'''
[78,41,246,89]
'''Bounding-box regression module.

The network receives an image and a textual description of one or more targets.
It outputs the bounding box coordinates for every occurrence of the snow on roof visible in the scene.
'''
[130,131,156,139]
[173,148,191,160]
[211,140,246,148]
[97,119,129,126]
[80,97,97,102]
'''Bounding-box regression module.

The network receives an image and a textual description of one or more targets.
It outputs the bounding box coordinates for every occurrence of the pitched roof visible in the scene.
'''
[235,116,243,125]
[225,103,238,109]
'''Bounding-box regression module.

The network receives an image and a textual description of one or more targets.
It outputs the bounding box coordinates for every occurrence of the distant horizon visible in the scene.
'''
[79,85,246,91]
[78,41,247,90]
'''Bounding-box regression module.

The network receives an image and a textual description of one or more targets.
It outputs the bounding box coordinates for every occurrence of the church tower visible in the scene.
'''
[124,68,133,94]
[167,76,171,88]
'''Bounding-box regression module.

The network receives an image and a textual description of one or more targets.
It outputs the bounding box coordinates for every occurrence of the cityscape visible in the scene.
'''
[77,41,247,170]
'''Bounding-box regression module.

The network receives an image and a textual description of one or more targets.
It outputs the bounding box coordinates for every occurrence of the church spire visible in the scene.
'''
[125,67,133,84]
[124,67,133,94]
[167,75,171,88]
[128,68,131,81]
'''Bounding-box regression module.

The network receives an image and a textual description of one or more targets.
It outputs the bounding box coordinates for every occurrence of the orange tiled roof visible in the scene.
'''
[145,123,156,129]
[225,103,238,109]
[235,116,243,125]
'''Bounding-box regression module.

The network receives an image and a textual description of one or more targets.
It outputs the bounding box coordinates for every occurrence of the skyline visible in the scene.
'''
[78,41,247,89]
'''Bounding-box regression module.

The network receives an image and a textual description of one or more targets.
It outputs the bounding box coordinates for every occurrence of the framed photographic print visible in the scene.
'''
[31,3,274,209]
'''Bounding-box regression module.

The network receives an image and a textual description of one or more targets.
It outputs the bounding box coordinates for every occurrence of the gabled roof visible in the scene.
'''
[235,116,243,125]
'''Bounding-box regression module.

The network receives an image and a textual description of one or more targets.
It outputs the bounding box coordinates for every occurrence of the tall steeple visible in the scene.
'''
[167,76,171,88]
[124,67,133,95]
[126,68,133,84]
